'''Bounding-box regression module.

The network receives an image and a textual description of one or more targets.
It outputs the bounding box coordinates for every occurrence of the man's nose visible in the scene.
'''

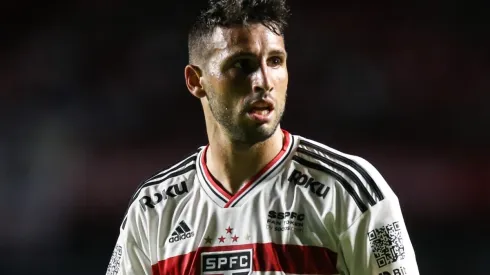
[252,64,273,93]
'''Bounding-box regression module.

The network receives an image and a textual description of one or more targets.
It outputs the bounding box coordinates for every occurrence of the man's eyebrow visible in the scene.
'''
[269,49,287,58]
[220,50,256,66]
[228,50,256,59]
[222,48,287,64]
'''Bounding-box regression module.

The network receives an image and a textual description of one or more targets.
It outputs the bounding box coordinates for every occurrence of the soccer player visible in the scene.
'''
[106,0,420,274]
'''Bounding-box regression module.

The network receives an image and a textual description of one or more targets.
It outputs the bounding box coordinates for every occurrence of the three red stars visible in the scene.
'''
[210,226,240,244]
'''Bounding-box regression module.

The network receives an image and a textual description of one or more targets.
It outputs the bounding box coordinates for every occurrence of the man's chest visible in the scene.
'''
[149,188,338,275]
[167,206,308,247]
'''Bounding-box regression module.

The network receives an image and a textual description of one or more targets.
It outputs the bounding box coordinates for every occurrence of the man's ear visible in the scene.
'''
[184,64,206,98]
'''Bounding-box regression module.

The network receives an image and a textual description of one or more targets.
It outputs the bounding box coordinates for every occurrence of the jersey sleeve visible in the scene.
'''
[336,158,420,275]
[106,202,151,275]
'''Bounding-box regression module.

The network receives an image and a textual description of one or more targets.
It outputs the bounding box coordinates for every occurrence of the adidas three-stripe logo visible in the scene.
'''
[168,220,194,243]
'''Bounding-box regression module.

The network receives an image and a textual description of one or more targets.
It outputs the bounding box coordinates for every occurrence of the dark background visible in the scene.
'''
[1,1,489,274]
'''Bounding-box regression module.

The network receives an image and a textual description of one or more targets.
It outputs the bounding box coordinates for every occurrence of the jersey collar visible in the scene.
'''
[197,129,294,208]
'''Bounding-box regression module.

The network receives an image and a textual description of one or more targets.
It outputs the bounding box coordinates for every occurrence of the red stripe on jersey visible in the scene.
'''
[201,146,233,200]
[151,242,338,274]
[200,130,292,207]
[224,131,291,208]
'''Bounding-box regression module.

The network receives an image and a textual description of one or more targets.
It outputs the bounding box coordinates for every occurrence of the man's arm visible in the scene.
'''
[337,198,419,275]
[336,158,420,275]
[105,207,151,275]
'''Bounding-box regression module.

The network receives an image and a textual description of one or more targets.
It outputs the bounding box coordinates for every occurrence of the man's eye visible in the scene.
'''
[233,60,244,69]
[268,57,283,67]
[232,59,256,73]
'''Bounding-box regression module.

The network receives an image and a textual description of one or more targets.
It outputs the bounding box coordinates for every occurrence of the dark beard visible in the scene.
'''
[206,92,283,146]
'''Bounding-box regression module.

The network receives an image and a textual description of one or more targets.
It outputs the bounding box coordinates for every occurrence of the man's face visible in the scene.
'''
[202,23,288,145]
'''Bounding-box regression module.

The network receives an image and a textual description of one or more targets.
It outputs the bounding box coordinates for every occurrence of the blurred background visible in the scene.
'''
[1,1,489,274]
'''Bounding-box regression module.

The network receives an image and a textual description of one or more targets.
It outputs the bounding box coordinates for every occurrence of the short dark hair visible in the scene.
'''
[188,0,291,65]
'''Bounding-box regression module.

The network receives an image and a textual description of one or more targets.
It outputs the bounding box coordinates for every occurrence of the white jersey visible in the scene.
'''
[106,130,419,275]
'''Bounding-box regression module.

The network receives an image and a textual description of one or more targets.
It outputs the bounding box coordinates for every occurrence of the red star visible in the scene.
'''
[225,226,233,234]
[218,236,226,243]
[231,235,239,242]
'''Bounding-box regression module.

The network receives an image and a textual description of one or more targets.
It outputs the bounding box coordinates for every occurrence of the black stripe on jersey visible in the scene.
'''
[121,216,127,229]
[131,153,197,201]
[138,164,195,192]
[125,164,195,210]
[297,147,376,206]
[292,156,368,213]
[121,155,197,230]
[299,140,384,201]
[229,136,295,207]
[129,158,196,204]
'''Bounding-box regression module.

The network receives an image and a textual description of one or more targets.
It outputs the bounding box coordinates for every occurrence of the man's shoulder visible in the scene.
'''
[126,148,201,209]
[119,148,202,230]
[292,134,360,163]
[137,149,200,193]
[290,134,395,212]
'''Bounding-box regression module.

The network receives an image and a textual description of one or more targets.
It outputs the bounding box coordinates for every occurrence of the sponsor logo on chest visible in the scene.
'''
[168,220,195,243]
[139,181,189,210]
[288,169,330,199]
[267,210,305,232]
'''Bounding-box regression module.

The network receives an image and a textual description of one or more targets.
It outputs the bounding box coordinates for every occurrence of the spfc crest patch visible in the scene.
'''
[201,249,253,275]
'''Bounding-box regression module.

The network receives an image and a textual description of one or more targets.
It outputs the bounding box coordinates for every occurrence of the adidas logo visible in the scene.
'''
[168,220,194,243]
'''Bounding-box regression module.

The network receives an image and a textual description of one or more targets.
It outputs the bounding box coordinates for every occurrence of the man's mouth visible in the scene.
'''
[246,99,275,123]
[247,99,274,113]
[248,106,272,116]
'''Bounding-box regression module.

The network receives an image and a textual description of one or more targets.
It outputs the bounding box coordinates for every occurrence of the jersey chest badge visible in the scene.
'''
[201,249,253,275]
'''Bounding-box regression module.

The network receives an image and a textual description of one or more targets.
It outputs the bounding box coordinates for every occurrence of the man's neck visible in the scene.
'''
[205,128,284,194]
